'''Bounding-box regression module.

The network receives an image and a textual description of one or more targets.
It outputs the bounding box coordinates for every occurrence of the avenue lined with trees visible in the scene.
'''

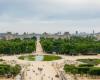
[40,36,100,55]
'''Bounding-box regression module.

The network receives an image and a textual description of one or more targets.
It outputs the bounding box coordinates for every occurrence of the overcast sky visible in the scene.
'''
[0,0,100,33]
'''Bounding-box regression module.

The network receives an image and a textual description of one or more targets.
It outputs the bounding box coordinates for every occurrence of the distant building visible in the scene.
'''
[0,32,37,40]
[0,33,6,39]
[15,33,36,40]
[95,33,100,40]
[72,32,89,37]
[0,32,15,40]
[5,32,15,40]
[41,32,70,39]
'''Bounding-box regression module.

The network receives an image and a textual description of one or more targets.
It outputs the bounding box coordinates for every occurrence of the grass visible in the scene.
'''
[18,55,35,61]
[18,55,61,61]
[77,59,100,65]
[43,55,61,61]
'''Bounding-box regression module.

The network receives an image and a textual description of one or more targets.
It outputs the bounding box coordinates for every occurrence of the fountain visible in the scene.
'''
[35,55,44,61]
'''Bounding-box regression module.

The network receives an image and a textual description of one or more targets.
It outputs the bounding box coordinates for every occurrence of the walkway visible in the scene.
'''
[23,62,59,80]
[36,39,43,54]
[21,40,60,80]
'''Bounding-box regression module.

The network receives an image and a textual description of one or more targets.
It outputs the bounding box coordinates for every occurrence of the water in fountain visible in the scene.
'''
[35,55,44,61]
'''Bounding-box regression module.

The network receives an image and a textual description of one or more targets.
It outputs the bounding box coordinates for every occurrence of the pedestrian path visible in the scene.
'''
[23,63,59,80]
[36,39,43,54]
[22,40,60,80]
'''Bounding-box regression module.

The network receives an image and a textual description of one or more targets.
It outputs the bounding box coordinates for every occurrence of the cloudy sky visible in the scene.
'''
[0,0,100,33]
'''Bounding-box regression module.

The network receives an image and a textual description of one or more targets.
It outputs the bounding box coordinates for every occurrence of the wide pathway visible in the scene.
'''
[23,62,59,80]
[36,39,44,54]
[22,40,60,80]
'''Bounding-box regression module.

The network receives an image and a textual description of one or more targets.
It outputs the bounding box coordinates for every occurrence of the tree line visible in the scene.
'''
[40,36,100,55]
[0,38,36,55]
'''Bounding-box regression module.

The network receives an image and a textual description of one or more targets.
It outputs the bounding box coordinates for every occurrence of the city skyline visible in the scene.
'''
[0,0,100,33]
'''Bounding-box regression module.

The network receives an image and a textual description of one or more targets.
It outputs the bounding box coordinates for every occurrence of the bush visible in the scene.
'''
[64,64,100,76]
[89,67,100,76]
[11,64,21,76]
[77,67,90,74]
[64,64,77,74]
[0,64,21,77]
[79,64,94,67]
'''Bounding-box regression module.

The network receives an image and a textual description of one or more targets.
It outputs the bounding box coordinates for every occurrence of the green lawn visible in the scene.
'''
[18,55,35,61]
[77,59,100,65]
[18,55,61,61]
[43,55,61,61]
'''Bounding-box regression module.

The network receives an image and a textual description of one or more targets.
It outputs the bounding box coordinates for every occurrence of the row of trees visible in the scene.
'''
[0,64,21,77]
[64,64,100,76]
[0,38,36,55]
[40,36,100,55]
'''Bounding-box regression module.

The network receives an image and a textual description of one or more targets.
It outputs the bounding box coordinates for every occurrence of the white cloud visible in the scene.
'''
[0,0,100,33]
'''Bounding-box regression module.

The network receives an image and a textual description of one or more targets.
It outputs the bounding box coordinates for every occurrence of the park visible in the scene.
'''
[0,36,100,80]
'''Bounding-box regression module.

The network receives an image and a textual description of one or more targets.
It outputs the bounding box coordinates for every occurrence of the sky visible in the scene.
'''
[0,0,100,34]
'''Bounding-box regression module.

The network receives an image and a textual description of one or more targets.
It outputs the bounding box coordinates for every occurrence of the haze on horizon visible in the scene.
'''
[0,0,100,34]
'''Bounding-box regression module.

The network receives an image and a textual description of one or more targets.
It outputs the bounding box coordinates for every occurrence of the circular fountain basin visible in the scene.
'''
[18,55,62,61]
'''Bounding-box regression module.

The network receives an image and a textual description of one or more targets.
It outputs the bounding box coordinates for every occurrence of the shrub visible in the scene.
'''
[89,67,100,76]
[77,67,90,74]
[0,64,21,77]
[79,64,94,67]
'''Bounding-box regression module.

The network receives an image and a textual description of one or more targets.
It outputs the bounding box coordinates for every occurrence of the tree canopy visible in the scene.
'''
[40,36,100,55]
[0,38,36,55]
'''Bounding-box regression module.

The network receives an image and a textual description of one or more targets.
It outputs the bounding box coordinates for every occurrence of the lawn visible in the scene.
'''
[77,59,100,65]
[18,55,35,61]
[43,55,62,61]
